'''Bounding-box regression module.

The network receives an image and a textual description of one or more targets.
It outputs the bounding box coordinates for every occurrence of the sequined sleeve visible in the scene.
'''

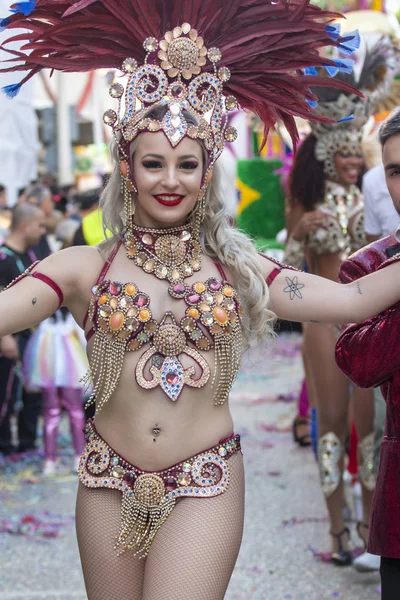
[336,255,400,388]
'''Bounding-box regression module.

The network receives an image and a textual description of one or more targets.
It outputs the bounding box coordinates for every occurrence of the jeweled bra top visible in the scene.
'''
[82,240,244,412]
[307,181,366,257]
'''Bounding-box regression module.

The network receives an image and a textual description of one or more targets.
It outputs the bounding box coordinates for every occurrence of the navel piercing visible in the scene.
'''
[152,423,161,442]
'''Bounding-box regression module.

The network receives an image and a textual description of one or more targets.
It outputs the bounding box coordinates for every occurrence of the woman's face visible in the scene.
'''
[131,131,204,228]
[333,151,364,187]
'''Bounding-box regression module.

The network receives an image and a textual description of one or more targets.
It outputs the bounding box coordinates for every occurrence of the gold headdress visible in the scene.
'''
[310,39,400,177]
[105,26,237,168]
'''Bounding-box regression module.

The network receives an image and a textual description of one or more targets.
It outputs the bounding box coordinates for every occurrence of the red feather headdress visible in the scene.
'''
[1,0,361,155]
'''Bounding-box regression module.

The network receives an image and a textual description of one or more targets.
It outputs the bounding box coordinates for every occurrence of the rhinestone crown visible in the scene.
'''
[103,23,238,164]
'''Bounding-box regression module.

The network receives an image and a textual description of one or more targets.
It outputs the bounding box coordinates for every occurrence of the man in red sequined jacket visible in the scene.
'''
[335,107,400,600]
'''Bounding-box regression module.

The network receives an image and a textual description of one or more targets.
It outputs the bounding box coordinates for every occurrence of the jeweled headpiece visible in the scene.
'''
[104,25,238,166]
[1,0,361,165]
[310,39,400,177]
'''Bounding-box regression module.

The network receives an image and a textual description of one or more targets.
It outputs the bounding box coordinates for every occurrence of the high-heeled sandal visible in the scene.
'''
[330,527,352,566]
[356,521,369,549]
[292,416,311,447]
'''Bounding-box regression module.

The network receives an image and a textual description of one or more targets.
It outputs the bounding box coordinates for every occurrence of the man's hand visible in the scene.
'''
[0,335,20,360]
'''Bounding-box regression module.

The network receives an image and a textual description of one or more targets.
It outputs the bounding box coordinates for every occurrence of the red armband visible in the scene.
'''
[4,262,64,309]
[259,253,298,288]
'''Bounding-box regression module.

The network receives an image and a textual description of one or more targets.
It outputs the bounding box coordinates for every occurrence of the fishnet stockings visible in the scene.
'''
[76,483,145,600]
[75,451,244,600]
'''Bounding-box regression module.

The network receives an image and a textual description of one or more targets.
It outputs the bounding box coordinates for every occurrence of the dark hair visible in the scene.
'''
[0,184,5,194]
[288,135,325,211]
[73,189,100,211]
[379,107,400,147]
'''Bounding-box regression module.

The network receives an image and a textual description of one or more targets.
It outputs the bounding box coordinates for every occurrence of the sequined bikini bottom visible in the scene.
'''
[78,420,241,558]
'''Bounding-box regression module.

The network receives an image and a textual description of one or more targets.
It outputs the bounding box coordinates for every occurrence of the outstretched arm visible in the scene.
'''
[0,246,99,336]
[261,255,400,324]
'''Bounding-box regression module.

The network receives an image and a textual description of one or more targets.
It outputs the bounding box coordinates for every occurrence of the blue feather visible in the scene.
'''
[304,66,318,76]
[338,30,361,56]
[324,64,339,78]
[325,24,341,42]
[10,1,36,16]
[0,16,11,32]
[324,58,354,78]
[337,115,355,123]
[2,82,23,98]
[334,58,355,74]
[306,99,318,109]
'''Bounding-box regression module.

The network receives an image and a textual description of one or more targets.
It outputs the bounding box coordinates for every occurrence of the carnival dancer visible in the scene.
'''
[284,50,397,565]
[22,307,87,475]
[4,2,400,598]
[336,107,400,600]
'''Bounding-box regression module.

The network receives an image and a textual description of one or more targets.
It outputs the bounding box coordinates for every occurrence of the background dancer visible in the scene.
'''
[283,51,398,566]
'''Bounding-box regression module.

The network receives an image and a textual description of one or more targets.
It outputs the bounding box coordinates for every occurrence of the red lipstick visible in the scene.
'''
[154,194,185,207]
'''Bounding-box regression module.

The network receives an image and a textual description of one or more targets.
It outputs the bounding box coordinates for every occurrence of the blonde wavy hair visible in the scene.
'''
[100,135,276,346]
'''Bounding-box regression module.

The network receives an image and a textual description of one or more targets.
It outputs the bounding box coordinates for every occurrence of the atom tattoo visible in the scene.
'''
[283,276,305,300]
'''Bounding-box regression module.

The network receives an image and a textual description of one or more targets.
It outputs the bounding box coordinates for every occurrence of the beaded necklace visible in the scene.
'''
[123,222,202,297]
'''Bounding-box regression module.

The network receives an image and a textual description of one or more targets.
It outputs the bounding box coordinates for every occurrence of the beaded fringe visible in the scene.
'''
[115,491,176,558]
[82,332,126,414]
[212,323,243,406]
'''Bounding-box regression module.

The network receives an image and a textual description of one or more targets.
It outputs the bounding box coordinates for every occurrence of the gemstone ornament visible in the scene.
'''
[124,222,202,297]
[85,248,243,408]
[103,22,238,165]
[79,421,240,557]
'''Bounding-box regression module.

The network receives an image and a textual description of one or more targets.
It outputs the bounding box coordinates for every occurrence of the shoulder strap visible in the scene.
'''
[82,241,122,331]
[96,241,122,285]
[213,261,227,281]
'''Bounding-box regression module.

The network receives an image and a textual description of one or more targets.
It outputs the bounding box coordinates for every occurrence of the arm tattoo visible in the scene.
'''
[356,282,362,296]
[283,276,305,300]
[32,298,37,305]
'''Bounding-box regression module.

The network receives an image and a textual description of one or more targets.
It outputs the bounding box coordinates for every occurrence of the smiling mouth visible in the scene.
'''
[153,194,185,207]
[344,167,360,176]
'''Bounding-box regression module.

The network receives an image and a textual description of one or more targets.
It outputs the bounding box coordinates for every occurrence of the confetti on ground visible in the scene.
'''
[0,512,74,539]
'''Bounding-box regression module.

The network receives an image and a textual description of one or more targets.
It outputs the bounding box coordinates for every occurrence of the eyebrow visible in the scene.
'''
[384,162,400,171]
[142,153,200,160]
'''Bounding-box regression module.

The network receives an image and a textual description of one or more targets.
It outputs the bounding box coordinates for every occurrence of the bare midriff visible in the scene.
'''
[91,351,234,471]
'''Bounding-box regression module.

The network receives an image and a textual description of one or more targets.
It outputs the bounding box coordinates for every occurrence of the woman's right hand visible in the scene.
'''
[291,210,326,242]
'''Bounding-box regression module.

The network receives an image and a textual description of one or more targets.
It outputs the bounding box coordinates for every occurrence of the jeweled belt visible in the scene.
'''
[78,420,241,557]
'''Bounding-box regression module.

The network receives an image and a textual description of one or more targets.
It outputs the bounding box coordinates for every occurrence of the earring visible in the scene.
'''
[120,160,137,235]
[193,186,206,240]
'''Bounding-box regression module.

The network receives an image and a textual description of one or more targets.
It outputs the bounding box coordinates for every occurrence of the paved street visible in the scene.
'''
[0,333,381,599]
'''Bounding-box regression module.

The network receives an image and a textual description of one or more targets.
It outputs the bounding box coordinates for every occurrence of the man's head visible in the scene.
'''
[380,107,400,213]
[10,205,46,247]
[23,184,54,217]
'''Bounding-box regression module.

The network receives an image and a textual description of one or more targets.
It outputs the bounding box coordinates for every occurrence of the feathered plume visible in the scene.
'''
[0,0,361,147]
[309,39,400,138]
